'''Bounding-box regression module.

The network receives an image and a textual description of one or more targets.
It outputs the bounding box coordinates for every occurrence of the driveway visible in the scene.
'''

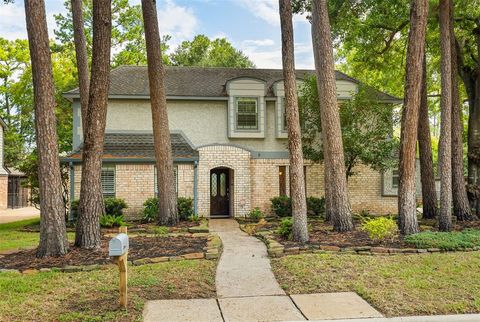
[0,207,40,224]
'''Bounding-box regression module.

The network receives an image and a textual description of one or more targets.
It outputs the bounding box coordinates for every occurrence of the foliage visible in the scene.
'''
[99,214,126,228]
[276,217,293,240]
[104,198,128,217]
[306,196,325,217]
[142,197,158,223]
[360,216,398,241]
[177,197,194,221]
[270,196,292,217]
[299,76,399,177]
[170,35,254,68]
[188,213,200,223]
[404,229,480,251]
[248,207,265,221]
[152,226,169,236]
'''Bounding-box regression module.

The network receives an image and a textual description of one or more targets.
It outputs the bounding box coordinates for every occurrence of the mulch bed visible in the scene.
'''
[0,235,207,270]
[270,218,480,249]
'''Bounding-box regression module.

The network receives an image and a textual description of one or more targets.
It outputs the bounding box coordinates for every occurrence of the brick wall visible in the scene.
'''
[0,176,7,209]
[197,145,251,217]
[73,163,195,219]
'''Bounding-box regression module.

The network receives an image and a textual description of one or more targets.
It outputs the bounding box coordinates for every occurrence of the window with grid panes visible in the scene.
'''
[236,97,258,130]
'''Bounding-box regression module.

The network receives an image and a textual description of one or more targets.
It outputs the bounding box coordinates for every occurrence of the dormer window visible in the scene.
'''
[236,97,258,130]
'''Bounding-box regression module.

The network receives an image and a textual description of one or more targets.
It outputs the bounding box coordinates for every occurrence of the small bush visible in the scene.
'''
[271,196,291,217]
[248,207,265,221]
[361,216,398,242]
[178,197,194,220]
[188,213,200,223]
[142,197,158,223]
[69,200,80,222]
[306,196,325,217]
[405,229,480,251]
[100,214,126,228]
[276,217,293,240]
[104,198,128,217]
[152,226,169,236]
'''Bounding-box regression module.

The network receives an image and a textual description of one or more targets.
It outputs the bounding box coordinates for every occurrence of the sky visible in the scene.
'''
[0,0,315,69]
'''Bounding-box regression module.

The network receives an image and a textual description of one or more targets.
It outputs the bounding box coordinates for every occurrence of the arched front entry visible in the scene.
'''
[210,167,233,218]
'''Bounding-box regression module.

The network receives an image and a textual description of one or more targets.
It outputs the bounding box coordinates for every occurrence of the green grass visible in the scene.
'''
[0,260,217,321]
[272,252,480,317]
[405,229,480,250]
[0,218,74,252]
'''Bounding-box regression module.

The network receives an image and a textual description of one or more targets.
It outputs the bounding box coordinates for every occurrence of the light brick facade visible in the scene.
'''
[197,145,251,217]
[73,163,195,219]
[0,176,7,209]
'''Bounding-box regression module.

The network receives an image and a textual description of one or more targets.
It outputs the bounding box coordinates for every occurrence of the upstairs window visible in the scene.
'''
[236,97,258,130]
[101,165,116,198]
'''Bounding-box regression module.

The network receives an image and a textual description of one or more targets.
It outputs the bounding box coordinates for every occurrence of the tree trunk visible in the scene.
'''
[279,0,309,243]
[24,0,69,257]
[311,0,353,232]
[71,0,90,137]
[75,0,111,249]
[398,0,428,235]
[417,57,437,219]
[141,0,178,226]
[438,0,453,231]
[450,1,474,221]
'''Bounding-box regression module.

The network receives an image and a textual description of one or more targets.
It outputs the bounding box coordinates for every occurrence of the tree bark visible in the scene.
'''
[279,0,309,243]
[141,0,178,226]
[438,0,453,231]
[75,0,111,249]
[24,0,69,257]
[311,0,353,232]
[71,0,90,137]
[418,57,437,219]
[398,0,428,235]
[450,1,474,221]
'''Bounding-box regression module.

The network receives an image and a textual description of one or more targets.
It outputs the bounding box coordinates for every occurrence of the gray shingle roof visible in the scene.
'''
[64,66,401,102]
[67,132,198,160]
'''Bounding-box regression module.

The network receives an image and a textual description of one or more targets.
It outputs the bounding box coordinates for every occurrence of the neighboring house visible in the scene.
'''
[0,117,8,209]
[64,66,404,219]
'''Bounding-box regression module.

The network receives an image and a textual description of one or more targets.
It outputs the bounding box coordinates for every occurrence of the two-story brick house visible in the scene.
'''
[64,66,404,219]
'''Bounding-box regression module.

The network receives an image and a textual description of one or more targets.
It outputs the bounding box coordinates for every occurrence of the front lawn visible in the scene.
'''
[0,260,216,321]
[272,252,480,317]
[0,218,75,252]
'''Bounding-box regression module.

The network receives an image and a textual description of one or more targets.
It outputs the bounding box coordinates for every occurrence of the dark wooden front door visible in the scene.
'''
[210,168,230,217]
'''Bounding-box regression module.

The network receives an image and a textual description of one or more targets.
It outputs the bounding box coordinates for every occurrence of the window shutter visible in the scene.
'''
[101,166,115,198]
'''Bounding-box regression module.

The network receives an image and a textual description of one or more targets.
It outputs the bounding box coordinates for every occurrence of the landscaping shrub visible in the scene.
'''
[104,198,128,217]
[178,197,194,220]
[271,196,291,217]
[306,196,325,217]
[276,217,293,240]
[69,198,128,222]
[143,197,196,222]
[100,214,126,228]
[361,216,398,242]
[152,226,169,236]
[142,197,158,223]
[405,229,480,251]
[248,207,265,221]
[188,213,200,223]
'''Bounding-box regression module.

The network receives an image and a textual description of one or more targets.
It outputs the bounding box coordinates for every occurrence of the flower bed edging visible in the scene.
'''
[0,233,223,275]
[243,226,480,258]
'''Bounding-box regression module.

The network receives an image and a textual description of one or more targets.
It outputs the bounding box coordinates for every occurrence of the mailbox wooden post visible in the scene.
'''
[109,226,129,309]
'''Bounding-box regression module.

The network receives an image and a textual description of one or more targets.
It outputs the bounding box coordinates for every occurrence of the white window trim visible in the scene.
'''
[235,97,259,131]
[101,165,116,198]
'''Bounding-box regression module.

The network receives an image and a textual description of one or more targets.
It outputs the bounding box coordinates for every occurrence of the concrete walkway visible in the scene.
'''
[0,207,39,224]
[144,219,383,321]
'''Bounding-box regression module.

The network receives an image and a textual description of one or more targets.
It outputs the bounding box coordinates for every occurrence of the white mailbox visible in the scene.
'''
[109,233,129,257]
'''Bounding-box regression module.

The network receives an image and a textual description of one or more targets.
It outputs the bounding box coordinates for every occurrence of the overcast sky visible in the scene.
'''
[0,0,315,69]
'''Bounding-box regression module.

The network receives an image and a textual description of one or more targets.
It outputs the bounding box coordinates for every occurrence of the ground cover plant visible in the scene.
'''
[272,252,480,317]
[0,260,216,321]
[404,229,480,250]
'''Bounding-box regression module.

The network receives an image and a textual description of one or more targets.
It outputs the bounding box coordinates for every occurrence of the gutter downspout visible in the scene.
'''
[69,162,75,223]
[193,160,198,215]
